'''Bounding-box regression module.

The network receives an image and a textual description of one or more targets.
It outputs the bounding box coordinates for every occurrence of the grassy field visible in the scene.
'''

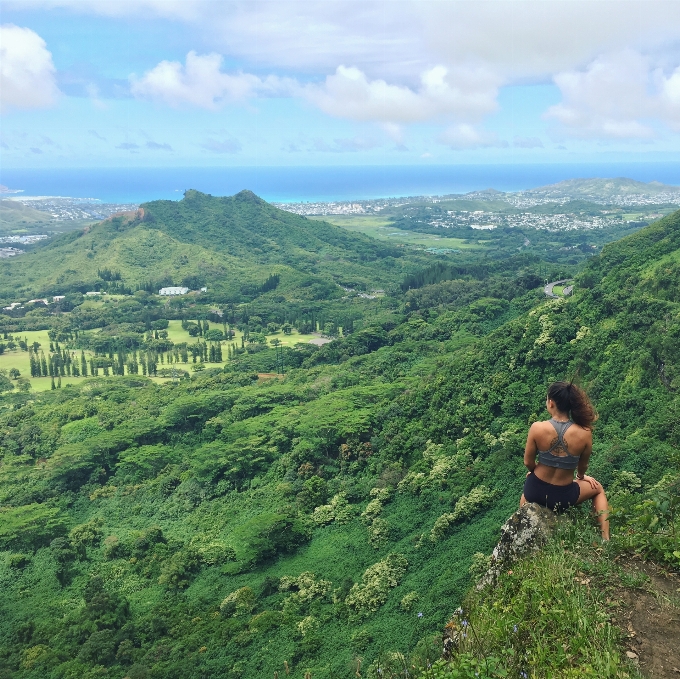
[0,322,320,392]
[310,215,481,250]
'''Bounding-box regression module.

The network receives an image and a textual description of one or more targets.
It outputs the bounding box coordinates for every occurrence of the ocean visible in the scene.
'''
[2,163,680,204]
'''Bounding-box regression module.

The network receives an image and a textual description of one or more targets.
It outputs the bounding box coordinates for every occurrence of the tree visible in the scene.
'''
[29,354,39,377]
[9,368,20,379]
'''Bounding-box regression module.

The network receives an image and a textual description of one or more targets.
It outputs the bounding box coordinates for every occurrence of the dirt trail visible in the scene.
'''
[613,557,680,679]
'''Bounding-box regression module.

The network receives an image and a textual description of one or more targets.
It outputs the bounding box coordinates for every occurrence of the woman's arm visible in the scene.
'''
[576,437,592,479]
[524,423,538,472]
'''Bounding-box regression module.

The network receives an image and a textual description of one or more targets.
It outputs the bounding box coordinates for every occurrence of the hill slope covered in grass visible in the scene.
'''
[0,201,55,232]
[0,209,678,678]
[0,190,415,302]
[524,176,680,199]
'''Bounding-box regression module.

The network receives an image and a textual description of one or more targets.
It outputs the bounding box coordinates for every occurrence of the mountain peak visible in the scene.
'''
[234,189,265,204]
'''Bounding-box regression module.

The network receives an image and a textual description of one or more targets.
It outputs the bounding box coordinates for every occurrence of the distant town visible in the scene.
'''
[3,196,139,221]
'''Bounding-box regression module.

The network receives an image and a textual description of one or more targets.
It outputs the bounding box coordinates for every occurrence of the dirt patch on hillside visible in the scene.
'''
[257,373,282,381]
[612,556,680,679]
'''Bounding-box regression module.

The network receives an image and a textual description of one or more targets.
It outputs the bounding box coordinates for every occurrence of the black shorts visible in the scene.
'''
[523,472,580,512]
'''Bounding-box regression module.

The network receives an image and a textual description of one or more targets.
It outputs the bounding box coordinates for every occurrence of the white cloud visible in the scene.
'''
[546,51,656,139]
[0,24,60,112]
[439,124,507,150]
[545,50,680,139]
[130,51,292,109]
[10,2,680,144]
[304,64,499,125]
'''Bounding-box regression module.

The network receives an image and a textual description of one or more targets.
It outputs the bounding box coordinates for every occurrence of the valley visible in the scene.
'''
[0,187,677,679]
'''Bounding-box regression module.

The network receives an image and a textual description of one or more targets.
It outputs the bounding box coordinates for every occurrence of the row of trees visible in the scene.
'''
[28,341,228,379]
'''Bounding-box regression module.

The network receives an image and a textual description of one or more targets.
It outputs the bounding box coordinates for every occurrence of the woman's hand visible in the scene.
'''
[578,475,600,490]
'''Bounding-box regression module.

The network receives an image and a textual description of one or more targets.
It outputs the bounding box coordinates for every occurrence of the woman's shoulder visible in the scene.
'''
[529,419,553,434]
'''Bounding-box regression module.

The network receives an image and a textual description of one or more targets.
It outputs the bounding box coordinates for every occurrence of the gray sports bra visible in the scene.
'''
[537,418,580,470]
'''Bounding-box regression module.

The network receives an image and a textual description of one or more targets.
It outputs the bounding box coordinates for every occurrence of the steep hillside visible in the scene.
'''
[0,200,55,232]
[0,190,415,302]
[0,211,678,678]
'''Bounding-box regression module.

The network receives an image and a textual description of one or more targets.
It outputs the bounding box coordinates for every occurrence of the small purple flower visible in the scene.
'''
[513,624,518,633]
[521,672,528,678]
[462,620,469,628]
[462,632,467,639]
[417,612,423,618]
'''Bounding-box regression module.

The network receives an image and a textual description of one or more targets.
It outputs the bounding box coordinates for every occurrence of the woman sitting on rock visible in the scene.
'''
[520,381,609,540]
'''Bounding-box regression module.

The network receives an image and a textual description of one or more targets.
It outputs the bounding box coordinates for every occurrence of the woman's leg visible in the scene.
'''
[519,493,526,508]
[575,477,610,540]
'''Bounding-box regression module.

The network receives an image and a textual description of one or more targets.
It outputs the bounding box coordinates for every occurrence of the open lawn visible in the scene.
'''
[310,215,481,250]
[0,322,320,392]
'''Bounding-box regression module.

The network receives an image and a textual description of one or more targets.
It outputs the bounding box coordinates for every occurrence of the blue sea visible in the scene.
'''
[2,163,680,204]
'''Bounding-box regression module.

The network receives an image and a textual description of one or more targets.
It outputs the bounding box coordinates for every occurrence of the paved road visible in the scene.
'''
[544,279,574,298]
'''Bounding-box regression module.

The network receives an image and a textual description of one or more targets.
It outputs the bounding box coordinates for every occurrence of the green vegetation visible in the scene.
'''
[412,516,645,679]
[0,201,56,232]
[310,215,481,251]
[0,190,422,303]
[0,191,678,678]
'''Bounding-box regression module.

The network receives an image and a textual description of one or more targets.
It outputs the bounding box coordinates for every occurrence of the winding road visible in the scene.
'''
[544,279,574,298]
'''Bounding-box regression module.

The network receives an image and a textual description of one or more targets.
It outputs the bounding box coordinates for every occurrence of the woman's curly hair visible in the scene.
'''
[548,381,598,429]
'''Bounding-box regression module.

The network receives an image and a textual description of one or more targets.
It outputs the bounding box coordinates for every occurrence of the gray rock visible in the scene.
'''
[477,503,558,589]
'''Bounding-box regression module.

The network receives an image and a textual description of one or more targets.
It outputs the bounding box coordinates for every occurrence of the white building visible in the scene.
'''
[53,295,65,302]
[159,287,189,296]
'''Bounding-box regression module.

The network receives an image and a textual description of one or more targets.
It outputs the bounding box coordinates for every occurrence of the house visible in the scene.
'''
[85,291,102,296]
[27,298,49,305]
[159,287,189,296]
[53,295,65,302]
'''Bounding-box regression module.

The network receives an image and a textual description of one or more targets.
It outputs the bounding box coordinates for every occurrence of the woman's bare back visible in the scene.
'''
[529,420,592,484]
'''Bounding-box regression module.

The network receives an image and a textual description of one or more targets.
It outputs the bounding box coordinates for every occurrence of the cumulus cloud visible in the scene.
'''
[0,24,60,112]
[544,50,680,138]
[130,51,292,109]
[201,138,241,154]
[439,124,507,150]
[11,2,680,143]
[546,51,656,139]
[305,65,499,125]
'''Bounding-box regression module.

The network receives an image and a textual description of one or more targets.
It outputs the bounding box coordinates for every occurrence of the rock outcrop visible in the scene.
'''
[443,503,558,659]
[477,502,558,589]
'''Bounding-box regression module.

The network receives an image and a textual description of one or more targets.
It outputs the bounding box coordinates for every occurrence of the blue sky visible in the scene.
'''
[3,0,680,168]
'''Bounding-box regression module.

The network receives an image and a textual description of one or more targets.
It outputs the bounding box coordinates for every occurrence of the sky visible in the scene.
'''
[3,0,680,168]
